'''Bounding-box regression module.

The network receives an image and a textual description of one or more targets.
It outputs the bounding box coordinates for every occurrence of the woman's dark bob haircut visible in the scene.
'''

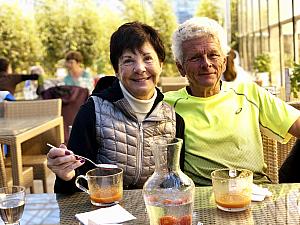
[110,21,165,73]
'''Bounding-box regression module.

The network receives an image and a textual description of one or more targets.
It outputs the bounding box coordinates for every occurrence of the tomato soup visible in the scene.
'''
[215,193,251,208]
[90,186,122,204]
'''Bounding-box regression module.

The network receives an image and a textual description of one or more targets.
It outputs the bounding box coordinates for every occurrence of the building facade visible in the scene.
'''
[237,0,300,91]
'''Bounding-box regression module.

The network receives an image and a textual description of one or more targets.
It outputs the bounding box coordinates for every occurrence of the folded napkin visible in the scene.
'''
[251,184,272,202]
[75,204,136,225]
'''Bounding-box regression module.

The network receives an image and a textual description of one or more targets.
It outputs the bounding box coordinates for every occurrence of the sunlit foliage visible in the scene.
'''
[0,0,185,77]
[0,3,42,72]
[194,0,224,26]
[152,0,178,77]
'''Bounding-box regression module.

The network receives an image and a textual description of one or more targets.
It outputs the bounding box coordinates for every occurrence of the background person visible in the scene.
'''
[0,57,41,95]
[164,17,300,186]
[63,50,94,93]
[222,48,254,83]
[29,65,45,96]
[47,22,184,193]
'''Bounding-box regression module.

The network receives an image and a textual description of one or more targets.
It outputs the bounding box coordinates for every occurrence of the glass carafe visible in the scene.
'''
[143,138,195,225]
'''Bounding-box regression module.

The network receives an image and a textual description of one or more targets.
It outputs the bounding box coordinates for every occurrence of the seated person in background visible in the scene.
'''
[64,50,94,93]
[0,57,41,95]
[222,48,253,83]
[164,17,300,186]
[29,65,45,95]
[47,22,184,193]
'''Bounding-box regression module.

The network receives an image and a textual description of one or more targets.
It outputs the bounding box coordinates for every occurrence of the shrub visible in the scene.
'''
[253,52,271,73]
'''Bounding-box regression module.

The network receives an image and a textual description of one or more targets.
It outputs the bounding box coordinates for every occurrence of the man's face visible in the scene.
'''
[178,36,226,96]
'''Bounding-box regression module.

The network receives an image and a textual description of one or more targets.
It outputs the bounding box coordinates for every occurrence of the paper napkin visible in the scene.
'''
[251,184,272,202]
[75,204,136,225]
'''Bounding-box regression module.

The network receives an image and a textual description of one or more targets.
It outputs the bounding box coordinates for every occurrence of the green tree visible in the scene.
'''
[36,0,111,75]
[230,0,239,50]
[152,0,178,77]
[195,0,224,26]
[96,5,124,75]
[123,0,152,23]
[70,0,103,68]
[35,0,71,74]
[0,3,42,72]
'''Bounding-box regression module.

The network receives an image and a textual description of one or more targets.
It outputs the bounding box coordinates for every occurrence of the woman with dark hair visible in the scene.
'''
[47,22,184,193]
[222,49,253,83]
[222,49,237,82]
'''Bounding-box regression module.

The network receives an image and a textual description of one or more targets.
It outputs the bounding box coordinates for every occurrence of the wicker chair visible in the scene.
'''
[4,99,61,118]
[277,101,300,168]
[261,133,278,183]
[0,145,35,192]
[41,85,89,144]
[262,101,300,183]
[3,99,62,193]
[5,155,49,192]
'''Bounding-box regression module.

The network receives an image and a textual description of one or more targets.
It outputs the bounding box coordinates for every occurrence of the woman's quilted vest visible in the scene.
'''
[91,96,176,189]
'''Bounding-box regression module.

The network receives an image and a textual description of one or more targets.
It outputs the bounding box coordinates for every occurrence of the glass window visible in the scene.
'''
[254,32,261,55]
[296,20,300,63]
[239,0,246,35]
[279,0,292,22]
[247,0,253,32]
[239,36,248,69]
[269,27,282,86]
[248,33,255,70]
[295,0,300,16]
[253,0,260,32]
[261,29,269,52]
[282,23,294,69]
[269,0,278,26]
[260,0,268,29]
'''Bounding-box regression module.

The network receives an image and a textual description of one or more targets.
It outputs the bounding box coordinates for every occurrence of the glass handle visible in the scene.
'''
[75,175,89,194]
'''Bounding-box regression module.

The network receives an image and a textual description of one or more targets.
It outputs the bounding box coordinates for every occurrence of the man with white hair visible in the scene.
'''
[164,17,300,186]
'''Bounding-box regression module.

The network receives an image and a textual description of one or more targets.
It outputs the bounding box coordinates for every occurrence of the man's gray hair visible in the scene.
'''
[172,17,229,65]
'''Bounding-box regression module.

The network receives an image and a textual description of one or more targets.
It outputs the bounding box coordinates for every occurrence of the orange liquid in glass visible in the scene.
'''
[216,194,251,208]
[90,187,122,204]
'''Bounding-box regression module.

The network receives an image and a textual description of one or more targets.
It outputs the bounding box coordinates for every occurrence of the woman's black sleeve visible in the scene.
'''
[175,113,186,171]
[54,98,98,193]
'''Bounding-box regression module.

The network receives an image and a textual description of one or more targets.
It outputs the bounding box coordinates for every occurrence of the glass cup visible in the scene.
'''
[75,167,123,206]
[0,186,26,225]
[211,168,253,212]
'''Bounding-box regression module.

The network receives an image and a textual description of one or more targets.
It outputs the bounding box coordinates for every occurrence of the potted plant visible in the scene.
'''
[253,52,271,86]
[290,62,300,98]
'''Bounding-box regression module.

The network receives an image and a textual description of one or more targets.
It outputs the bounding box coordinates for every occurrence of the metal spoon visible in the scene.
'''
[229,168,237,178]
[46,143,118,169]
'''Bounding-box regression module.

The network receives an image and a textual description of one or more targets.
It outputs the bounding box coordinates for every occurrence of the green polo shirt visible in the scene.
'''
[164,81,300,186]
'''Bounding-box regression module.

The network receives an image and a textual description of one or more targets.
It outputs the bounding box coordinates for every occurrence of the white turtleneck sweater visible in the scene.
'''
[119,81,157,122]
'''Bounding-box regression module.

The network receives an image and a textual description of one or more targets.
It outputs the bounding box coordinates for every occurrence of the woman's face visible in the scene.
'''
[117,41,163,100]
[65,59,80,73]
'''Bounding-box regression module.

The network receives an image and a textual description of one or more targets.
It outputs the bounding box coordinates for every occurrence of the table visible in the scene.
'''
[0,116,64,185]
[4,183,300,225]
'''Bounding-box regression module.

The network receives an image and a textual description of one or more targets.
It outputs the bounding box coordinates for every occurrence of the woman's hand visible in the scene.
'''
[47,144,84,181]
